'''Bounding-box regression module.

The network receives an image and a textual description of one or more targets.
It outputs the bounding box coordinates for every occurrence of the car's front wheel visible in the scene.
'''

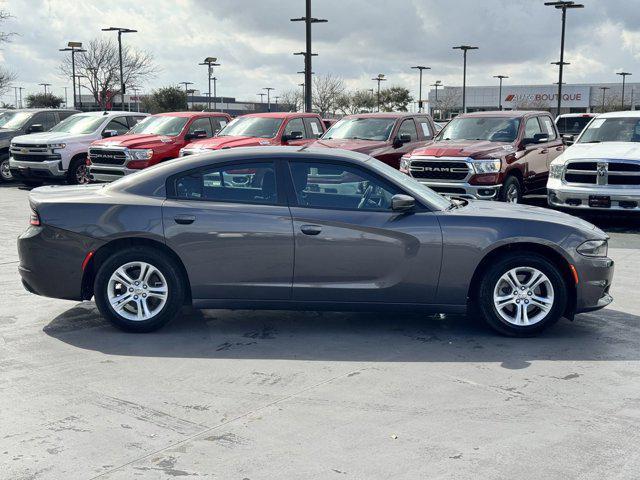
[499,175,522,203]
[94,247,185,332]
[67,156,90,185]
[477,253,567,336]
[0,157,13,182]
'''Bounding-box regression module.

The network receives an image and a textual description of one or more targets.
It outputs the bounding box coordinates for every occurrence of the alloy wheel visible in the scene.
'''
[107,261,168,321]
[0,159,12,181]
[505,184,519,203]
[493,266,554,326]
[75,164,90,184]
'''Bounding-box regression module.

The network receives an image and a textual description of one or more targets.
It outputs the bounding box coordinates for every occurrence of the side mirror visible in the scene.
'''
[102,129,119,138]
[391,194,415,212]
[522,133,549,146]
[283,130,304,142]
[27,124,44,133]
[185,129,208,140]
[393,134,412,148]
[562,134,575,146]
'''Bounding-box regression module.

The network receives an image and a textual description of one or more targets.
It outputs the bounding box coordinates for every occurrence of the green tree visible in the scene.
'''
[379,86,413,112]
[336,89,376,114]
[25,93,64,108]
[141,86,187,114]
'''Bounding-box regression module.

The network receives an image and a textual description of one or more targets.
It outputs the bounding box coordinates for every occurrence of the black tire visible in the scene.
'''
[67,156,90,185]
[0,157,13,182]
[94,247,185,332]
[499,175,522,203]
[476,252,567,337]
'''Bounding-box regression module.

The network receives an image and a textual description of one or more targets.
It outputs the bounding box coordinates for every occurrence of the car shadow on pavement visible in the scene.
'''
[43,302,640,368]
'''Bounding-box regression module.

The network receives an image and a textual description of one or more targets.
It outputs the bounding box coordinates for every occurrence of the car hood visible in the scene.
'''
[12,131,93,144]
[186,136,274,150]
[410,140,514,158]
[0,128,19,138]
[311,138,389,154]
[450,199,604,236]
[559,141,640,162]
[92,134,177,149]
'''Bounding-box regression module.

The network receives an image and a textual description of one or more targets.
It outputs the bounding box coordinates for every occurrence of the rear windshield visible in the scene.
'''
[217,117,283,138]
[130,116,189,136]
[556,116,593,135]
[0,111,33,130]
[50,115,105,134]
[323,117,396,141]
[578,117,640,143]
[438,116,520,143]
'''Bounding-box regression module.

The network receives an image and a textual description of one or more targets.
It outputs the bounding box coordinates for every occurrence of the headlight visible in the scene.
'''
[400,156,411,173]
[549,162,564,179]
[49,143,66,149]
[473,159,501,174]
[128,149,153,160]
[577,239,608,257]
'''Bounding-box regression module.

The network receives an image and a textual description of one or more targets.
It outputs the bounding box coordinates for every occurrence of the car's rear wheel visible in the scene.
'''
[499,175,522,203]
[477,253,567,336]
[67,156,90,185]
[0,157,13,182]
[94,247,185,332]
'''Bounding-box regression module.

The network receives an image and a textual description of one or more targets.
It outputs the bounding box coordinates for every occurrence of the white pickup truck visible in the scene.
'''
[548,111,640,212]
[9,110,148,185]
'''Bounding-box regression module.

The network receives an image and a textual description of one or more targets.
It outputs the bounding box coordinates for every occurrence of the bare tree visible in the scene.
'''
[279,88,303,112]
[0,9,14,44]
[60,38,157,109]
[0,8,16,98]
[434,88,462,118]
[312,74,345,116]
[514,97,549,111]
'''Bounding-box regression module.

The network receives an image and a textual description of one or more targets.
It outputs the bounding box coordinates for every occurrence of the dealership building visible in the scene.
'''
[427,82,640,118]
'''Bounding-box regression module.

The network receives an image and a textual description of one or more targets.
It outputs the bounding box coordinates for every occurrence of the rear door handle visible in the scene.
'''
[174,214,196,225]
[540,149,548,154]
[300,224,322,236]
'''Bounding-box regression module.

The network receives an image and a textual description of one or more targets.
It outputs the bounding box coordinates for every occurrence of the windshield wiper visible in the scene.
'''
[582,140,601,143]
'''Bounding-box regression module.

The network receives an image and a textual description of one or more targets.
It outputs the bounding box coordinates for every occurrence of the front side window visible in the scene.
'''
[284,118,305,137]
[524,117,543,140]
[104,117,131,136]
[578,117,640,143]
[188,118,214,137]
[174,162,277,205]
[289,161,400,211]
[217,117,283,138]
[36,112,58,131]
[398,119,418,142]
[129,116,188,136]
[439,116,521,143]
[50,115,105,134]
[323,117,396,141]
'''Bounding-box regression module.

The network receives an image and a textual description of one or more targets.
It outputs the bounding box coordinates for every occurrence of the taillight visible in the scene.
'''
[29,209,40,226]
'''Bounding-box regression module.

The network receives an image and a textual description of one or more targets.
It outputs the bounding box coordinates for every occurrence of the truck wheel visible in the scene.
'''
[499,176,522,203]
[0,157,13,182]
[476,252,567,337]
[67,156,90,185]
[93,247,185,333]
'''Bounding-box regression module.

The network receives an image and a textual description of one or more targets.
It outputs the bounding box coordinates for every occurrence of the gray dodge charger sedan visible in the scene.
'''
[18,146,614,336]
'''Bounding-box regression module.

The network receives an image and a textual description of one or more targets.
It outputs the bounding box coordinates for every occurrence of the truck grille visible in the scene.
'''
[409,159,471,181]
[564,160,640,186]
[89,148,127,166]
[11,143,50,149]
[11,153,60,162]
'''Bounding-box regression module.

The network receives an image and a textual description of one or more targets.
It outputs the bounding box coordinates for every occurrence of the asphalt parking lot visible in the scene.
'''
[1,183,639,480]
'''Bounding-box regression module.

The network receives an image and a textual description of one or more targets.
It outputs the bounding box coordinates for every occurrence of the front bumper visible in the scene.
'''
[548,179,640,211]
[415,180,501,200]
[88,165,136,183]
[574,254,615,313]
[9,158,66,180]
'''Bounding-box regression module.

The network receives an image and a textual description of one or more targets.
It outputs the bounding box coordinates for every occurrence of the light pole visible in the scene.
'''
[178,81,193,109]
[199,57,220,110]
[257,93,266,108]
[211,77,218,111]
[39,83,51,96]
[411,65,430,112]
[63,86,68,108]
[59,41,86,110]
[291,0,327,113]
[545,1,584,116]
[274,96,280,112]
[13,86,18,108]
[102,27,137,110]
[600,86,610,113]
[298,83,305,110]
[18,87,24,109]
[372,74,386,112]
[430,81,442,117]
[617,71,632,110]
[263,87,275,112]
[131,86,140,112]
[453,45,478,113]
[493,75,509,110]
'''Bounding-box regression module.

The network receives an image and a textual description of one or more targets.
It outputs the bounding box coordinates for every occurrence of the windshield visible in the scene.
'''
[130,116,188,136]
[367,157,452,211]
[323,117,396,141]
[556,116,593,135]
[218,117,283,138]
[50,115,105,134]
[439,117,520,143]
[578,117,640,143]
[0,111,33,130]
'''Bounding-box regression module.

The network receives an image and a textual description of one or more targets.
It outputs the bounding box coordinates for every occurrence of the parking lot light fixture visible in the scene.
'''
[616,72,632,110]
[257,93,266,109]
[291,0,327,113]
[39,83,51,97]
[263,87,275,112]
[372,74,387,112]
[199,57,220,110]
[411,66,431,112]
[545,1,584,116]
[101,27,137,110]
[59,42,86,110]
[493,75,509,110]
[453,45,478,113]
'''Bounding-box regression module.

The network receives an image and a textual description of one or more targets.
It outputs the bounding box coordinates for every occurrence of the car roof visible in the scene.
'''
[597,110,640,118]
[345,112,422,119]
[457,110,547,119]
[154,111,229,118]
[72,110,148,117]
[243,112,320,119]
[556,113,597,118]
[6,108,79,113]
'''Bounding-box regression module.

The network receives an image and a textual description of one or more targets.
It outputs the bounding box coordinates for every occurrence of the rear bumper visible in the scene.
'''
[574,255,615,313]
[415,180,501,200]
[9,158,66,180]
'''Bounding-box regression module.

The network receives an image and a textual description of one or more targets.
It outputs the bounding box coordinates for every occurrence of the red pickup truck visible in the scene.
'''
[88,111,231,182]
[309,113,437,169]
[179,112,325,156]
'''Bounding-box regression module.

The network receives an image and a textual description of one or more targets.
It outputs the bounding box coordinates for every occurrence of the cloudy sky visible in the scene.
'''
[1,0,640,105]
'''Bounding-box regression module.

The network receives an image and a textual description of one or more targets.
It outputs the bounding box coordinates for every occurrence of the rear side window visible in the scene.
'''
[416,118,433,139]
[304,117,324,139]
[398,119,418,142]
[174,162,277,205]
[540,116,557,140]
[211,117,228,133]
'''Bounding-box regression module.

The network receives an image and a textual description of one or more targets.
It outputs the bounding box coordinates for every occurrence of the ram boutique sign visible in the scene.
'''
[502,86,590,108]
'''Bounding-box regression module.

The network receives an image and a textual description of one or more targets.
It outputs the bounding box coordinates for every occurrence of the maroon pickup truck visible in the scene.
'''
[309,113,437,169]
[400,111,564,203]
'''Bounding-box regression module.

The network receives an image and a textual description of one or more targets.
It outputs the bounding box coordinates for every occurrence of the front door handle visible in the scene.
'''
[540,149,548,154]
[300,224,322,236]
[174,214,196,225]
